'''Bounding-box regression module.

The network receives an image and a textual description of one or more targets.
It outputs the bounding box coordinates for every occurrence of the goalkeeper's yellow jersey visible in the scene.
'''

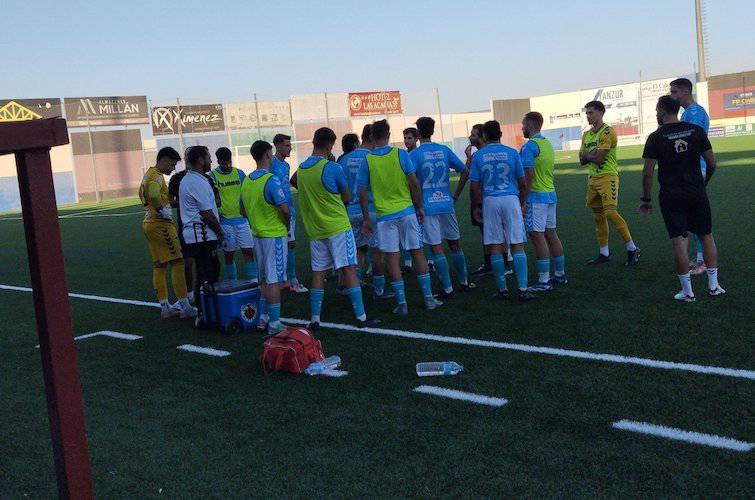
[580,124,619,177]
[139,167,171,222]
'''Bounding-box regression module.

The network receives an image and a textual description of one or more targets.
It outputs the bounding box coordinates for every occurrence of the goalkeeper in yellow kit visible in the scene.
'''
[580,101,640,266]
[139,147,196,319]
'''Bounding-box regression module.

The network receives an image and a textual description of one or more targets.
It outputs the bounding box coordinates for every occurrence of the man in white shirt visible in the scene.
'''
[179,146,224,324]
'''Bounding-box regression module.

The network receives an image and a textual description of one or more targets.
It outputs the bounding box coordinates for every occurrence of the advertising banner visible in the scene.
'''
[348,91,402,116]
[151,104,225,135]
[0,98,62,122]
[723,91,755,111]
[64,96,149,127]
[226,101,291,129]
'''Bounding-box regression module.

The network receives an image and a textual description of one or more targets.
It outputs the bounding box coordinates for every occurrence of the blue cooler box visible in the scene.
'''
[200,279,261,333]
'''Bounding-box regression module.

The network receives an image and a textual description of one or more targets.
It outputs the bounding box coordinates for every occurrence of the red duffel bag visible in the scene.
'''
[260,327,324,375]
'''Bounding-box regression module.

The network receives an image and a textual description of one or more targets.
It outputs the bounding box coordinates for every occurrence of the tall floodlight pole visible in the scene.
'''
[695,0,707,82]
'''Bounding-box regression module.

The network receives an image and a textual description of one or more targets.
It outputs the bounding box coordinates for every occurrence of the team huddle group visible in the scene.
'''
[138,77,725,334]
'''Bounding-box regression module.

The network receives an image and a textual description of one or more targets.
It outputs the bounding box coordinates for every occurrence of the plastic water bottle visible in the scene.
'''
[305,356,342,375]
[416,361,464,377]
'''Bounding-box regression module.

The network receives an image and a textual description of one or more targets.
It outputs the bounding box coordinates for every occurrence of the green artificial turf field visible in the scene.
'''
[1,136,753,497]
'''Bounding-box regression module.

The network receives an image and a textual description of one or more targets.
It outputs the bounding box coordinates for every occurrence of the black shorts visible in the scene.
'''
[470,201,483,228]
[659,189,711,239]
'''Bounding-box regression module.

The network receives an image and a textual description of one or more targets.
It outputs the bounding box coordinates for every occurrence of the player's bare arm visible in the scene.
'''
[359,186,373,237]
[453,168,469,201]
[277,202,291,230]
[703,149,716,184]
[289,171,298,189]
[407,172,425,223]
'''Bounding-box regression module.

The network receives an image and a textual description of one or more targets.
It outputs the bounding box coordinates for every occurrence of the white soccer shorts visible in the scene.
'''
[310,229,359,272]
[221,220,254,252]
[525,202,557,233]
[378,213,423,253]
[483,195,526,245]
[253,236,287,284]
[422,213,460,245]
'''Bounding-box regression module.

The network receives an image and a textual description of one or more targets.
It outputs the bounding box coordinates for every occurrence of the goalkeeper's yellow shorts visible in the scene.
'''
[586,173,619,210]
[142,220,182,264]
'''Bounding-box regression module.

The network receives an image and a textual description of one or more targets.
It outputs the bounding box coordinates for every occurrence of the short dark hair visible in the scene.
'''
[361,124,372,143]
[523,111,544,130]
[403,126,418,138]
[312,127,337,149]
[250,140,272,161]
[584,100,606,113]
[670,78,693,93]
[471,123,484,135]
[657,95,681,115]
[156,146,181,163]
[186,146,209,166]
[482,120,502,141]
[415,117,435,139]
[341,133,359,154]
[273,133,291,145]
[372,119,390,141]
[215,147,232,163]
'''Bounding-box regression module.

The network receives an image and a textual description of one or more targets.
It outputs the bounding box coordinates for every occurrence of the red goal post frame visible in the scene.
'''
[0,118,94,499]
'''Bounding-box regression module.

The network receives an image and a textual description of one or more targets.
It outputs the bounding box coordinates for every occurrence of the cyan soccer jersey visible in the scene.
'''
[338,148,374,216]
[270,156,295,215]
[409,142,466,216]
[468,143,524,198]
[681,102,710,171]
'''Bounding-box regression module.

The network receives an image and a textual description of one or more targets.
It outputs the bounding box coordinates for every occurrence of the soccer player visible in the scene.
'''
[271,134,308,293]
[208,147,257,282]
[179,146,224,324]
[240,140,291,334]
[139,147,196,319]
[466,124,492,277]
[469,121,536,302]
[337,127,392,299]
[409,116,473,297]
[670,77,711,275]
[297,127,380,329]
[640,95,724,301]
[168,165,194,304]
[359,119,442,315]
[520,112,566,290]
[401,126,420,273]
[580,100,640,266]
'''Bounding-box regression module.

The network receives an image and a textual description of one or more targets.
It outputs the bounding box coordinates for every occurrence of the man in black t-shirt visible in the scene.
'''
[640,95,725,302]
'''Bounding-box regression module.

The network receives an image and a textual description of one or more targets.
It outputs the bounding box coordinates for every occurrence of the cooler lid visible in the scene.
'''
[211,279,259,293]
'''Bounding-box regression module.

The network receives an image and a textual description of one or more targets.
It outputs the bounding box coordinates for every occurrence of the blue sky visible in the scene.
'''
[1,0,753,112]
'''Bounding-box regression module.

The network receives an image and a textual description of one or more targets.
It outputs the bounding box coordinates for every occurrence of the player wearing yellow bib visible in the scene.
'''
[209,147,257,282]
[580,100,640,266]
[298,127,380,330]
[240,141,290,334]
[138,147,196,319]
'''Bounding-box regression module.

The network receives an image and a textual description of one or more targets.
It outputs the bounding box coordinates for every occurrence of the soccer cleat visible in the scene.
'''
[458,282,476,292]
[587,254,611,265]
[374,289,395,300]
[708,285,726,296]
[160,308,179,320]
[437,289,455,300]
[290,281,309,293]
[674,291,696,302]
[356,318,382,328]
[392,303,409,316]
[527,281,553,292]
[690,262,707,275]
[471,263,492,277]
[517,289,537,302]
[626,248,641,267]
[267,321,287,335]
[424,296,443,310]
[493,290,510,299]
[179,306,198,319]
[307,321,320,331]
[549,274,568,286]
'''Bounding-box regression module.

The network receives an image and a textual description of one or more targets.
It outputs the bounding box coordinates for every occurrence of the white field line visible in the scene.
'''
[612,419,754,452]
[35,330,142,348]
[176,344,230,357]
[414,385,508,407]
[3,284,754,381]
[0,211,143,221]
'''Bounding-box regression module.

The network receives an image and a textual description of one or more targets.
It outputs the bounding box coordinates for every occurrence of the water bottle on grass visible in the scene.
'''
[305,356,342,375]
[416,361,464,377]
